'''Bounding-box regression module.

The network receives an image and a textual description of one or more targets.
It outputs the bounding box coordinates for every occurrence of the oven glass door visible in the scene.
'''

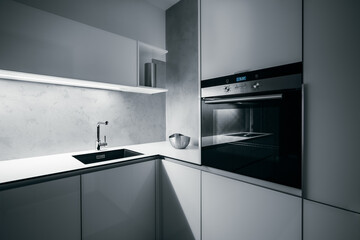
[201,90,302,189]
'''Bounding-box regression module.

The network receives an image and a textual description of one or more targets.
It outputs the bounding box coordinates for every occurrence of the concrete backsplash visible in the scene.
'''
[0,79,166,161]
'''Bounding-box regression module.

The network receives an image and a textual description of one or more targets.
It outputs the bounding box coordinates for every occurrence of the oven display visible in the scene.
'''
[236,76,247,82]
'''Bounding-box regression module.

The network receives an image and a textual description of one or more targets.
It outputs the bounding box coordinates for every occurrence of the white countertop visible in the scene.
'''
[0,141,200,185]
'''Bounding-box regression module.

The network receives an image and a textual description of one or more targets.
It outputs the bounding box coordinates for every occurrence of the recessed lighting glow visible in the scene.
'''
[0,69,167,94]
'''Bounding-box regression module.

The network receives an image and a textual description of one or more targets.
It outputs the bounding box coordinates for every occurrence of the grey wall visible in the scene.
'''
[0,79,165,161]
[166,0,200,146]
[13,0,166,48]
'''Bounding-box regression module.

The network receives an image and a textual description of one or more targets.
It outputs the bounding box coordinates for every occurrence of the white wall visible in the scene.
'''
[14,0,166,48]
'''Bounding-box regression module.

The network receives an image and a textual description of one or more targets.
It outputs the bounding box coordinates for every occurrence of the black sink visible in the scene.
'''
[73,149,143,165]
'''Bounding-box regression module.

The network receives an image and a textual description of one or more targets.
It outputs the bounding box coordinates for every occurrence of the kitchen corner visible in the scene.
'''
[1,0,360,239]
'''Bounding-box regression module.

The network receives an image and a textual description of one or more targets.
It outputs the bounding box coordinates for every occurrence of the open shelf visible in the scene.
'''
[137,41,168,89]
[0,69,167,94]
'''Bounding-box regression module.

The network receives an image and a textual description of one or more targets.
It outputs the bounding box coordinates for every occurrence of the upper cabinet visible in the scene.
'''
[201,0,302,80]
[0,0,135,86]
[0,0,167,94]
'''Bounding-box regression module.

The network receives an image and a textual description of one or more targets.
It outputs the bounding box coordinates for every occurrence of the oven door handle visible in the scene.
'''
[203,94,282,104]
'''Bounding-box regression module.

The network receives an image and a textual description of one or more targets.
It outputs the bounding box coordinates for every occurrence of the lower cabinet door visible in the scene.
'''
[303,200,360,240]
[161,160,201,240]
[82,160,156,240]
[0,176,81,240]
[202,172,302,240]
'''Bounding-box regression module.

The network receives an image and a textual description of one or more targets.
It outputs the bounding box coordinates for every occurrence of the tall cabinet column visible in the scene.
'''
[303,0,360,213]
[303,0,360,238]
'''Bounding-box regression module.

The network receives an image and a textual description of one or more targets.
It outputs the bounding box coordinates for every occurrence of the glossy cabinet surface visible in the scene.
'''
[303,200,360,240]
[161,160,201,240]
[303,0,360,212]
[202,172,302,240]
[0,176,81,240]
[201,0,302,80]
[82,161,156,240]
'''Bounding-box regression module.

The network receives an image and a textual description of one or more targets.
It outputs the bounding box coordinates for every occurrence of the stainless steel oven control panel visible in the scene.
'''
[201,74,302,98]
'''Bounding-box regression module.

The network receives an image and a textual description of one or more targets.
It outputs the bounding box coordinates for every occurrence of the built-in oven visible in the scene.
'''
[201,62,303,189]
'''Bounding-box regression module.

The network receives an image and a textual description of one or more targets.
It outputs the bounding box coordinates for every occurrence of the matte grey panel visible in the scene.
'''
[0,176,81,240]
[202,172,302,240]
[14,0,166,48]
[0,0,166,162]
[82,160,156,240]
[303,0,360,212]
[304,200,360,240]
[201,0,302,79]
[0,0,137,86]
[166,0,201,149]
[161,160,201,240]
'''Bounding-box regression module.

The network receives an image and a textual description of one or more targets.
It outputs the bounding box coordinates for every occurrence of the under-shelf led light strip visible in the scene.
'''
[0,69,167,94]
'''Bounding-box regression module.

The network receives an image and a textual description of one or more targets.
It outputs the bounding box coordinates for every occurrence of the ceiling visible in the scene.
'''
[144,0,180,10]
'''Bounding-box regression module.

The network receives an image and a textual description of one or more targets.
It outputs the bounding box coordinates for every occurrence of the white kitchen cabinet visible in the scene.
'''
[0,176,81,240]
[202,172,302,240]
[160,160,201,240]
[303,200,360,240]
[82,160,156,240]
[201,0,302,80]
[0,1,137,86]
[303,0,360,212]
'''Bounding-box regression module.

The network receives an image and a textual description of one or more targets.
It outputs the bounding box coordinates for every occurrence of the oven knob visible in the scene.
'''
[253,82,260,89]
[224,86,230,93]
